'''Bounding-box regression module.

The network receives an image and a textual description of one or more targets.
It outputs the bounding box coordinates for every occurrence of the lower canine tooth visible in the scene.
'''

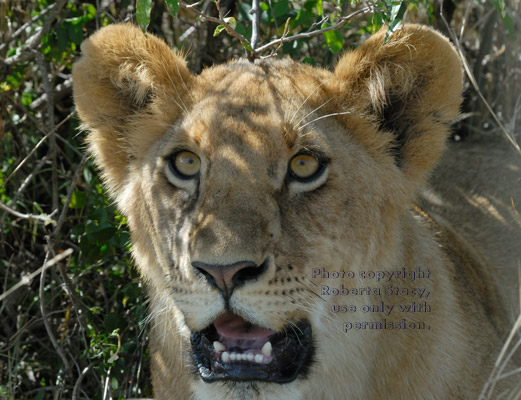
[247,353,254,361]
[222,352,230,362]
[213,341,226,352]
[230,353,237,361]
[261,341,272,357]
[254,354,263,363]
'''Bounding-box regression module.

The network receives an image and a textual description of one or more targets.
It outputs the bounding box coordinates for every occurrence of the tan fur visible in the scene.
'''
[72,23,521,399]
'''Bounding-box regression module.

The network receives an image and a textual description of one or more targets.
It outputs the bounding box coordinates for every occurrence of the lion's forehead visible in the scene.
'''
[176,65,332,178]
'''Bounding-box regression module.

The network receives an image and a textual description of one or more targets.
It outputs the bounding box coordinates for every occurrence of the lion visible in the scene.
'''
[72,22,521,399]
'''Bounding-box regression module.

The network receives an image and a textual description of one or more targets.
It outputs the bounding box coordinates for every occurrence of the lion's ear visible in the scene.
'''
[333,24,463,183]
[72,23,192,196]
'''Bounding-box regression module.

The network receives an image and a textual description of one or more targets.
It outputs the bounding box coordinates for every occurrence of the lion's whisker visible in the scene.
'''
[289,81,326,125]
[294,97,333,130]
[298,110,352,131]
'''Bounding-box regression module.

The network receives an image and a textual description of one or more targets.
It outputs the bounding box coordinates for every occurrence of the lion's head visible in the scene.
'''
[73,23,466,399]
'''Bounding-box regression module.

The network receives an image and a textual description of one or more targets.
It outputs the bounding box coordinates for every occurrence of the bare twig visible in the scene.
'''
[2,112,74,188]
[267,0,279,33]
[0,1,56,51]
[2,0,68,66]
[30,77,72,110]
[0,249,73,303]
[439,14,521,155]
[72,362,99,400]
[250,0,261,51]
[40,248,71,372]
[264,18,291,58]
[180,1,251,49]
[252,7,371,56]
[53,153,89,235]
[36,53,59,213]
[0,201,57,225]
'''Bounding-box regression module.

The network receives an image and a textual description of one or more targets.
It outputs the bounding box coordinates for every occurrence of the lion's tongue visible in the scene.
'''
[213,312,274,342]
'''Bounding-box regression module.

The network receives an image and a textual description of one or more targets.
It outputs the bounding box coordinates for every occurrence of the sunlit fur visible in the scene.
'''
[73,23,521,399]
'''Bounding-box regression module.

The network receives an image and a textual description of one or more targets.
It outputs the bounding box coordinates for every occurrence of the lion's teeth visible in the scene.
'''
[261,342,272,357]
[222,352,230,362]
[213,341,225,352]
[220,349,269,364]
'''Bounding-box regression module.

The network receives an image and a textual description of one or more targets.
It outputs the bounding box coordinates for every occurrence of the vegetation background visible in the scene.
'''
[0,0,519,398]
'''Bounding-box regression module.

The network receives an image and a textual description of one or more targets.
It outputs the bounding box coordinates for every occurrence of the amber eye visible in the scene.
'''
[289,153,321,180]
[169,151,201,179]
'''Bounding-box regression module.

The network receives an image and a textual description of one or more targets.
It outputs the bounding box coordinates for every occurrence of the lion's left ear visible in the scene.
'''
[333,24,463,183]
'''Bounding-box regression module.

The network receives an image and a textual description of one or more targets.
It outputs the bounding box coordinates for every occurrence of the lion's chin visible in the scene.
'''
[190,311,314,383]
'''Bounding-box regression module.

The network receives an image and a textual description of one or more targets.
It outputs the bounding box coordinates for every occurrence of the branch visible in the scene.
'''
[2,112,74,188]
[250,0,261,51]
[0,249,73,302]
[36,53,59,212]
[0,201,57,225]
[439,13,521,155]
[252,6,371,56]
[179,1,251,50]
[0,1,57,52]
[2,0,68,67]
[53,153,89,236]
[40,248,71,371]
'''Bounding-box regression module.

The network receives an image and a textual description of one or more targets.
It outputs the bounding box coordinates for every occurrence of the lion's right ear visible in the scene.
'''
[72,23,192,196]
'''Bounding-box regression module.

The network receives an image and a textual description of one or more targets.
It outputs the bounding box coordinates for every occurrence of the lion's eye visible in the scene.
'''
[169,151,201,179]
[289,153,321,180]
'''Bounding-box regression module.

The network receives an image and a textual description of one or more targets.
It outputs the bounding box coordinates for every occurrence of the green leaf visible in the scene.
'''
[235,21,246,36]
[224,17,237,29]
[489,0,513,33]
[165,0,179,17]
[104,312,126,332]
[315,0,323,16]
[214,25,225,37]
[385,1,406,41]
[272,0,289,18]
[69,191,86,209]
[213,18,236,37]
[322,25,343,54]
[136,0,152,32]
[241,41,253,52]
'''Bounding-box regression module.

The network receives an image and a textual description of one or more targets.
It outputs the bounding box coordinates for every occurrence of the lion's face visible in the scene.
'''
[73,23,462,398]
[125,60,410,386]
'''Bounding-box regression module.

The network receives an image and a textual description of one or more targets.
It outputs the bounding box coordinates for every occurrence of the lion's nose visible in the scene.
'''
[191,259,268,294]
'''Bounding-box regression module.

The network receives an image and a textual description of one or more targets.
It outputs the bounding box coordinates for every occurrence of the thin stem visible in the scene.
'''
[40,248,71,371]
[2,0,68,66]
[251,0,261,51]
[179,1,251,50]
[36,54,59,213]
[439,12,521,155]
[0,201,56,225]
[252,7,371,56]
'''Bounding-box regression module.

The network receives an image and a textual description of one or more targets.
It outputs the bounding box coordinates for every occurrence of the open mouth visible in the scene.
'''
[190,311,313,383]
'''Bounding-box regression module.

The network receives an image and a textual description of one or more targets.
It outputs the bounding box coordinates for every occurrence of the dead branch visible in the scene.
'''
[0,201,57,225]
[180,1,251,50]
[252,6,371,56]
[0,1,58,52]
[2,0,68,66]
[250,0,261,51]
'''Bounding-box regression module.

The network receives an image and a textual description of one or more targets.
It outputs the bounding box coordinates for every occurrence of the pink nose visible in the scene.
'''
[192,260,268,294]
